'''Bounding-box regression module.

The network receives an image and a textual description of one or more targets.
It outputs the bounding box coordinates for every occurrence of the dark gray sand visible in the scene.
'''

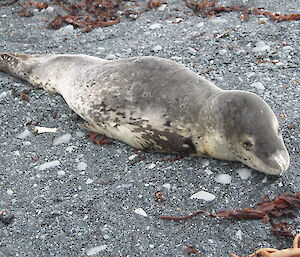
[0,0,299,256]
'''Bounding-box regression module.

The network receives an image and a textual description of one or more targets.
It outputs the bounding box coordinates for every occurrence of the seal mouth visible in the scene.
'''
[239,149,290,175]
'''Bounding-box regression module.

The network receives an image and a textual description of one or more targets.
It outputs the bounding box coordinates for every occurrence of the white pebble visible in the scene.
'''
[17,129,31,140]
[205,169,213,175]
[66,146,77,152]
[86,178,93,185]
[22,141,31,146]
[46,6,54,13]
[282,46,293,52]
[202,159,210,167]
[128,154,137,160]
[196,22,204,28]
[215,174,232,184]
[77,162,87,171]
[7,189,13,195]
[152,45,163,52]
[251,82,265,90]
[86,245,107,255]
[12,150,21,156]
[57,170,66,176]
[218,49,227,55]
[134,208,148,217]
[58,24,74,35]
[245,72,255,78]
[261,176,268,183]
[103,234,110,240]
[157,4,166,11]
[253,41,270,52]
[236,230,242,240]
[75,131,85,137]
[190,191,216,201]
[0,91,8,100]
[105,53,116,60]
[170,56,183,61]
[38,160,60,171]
[147,163,156,169]
[53,134,72,146]
[187,47,197,55]
[237,168,252,180]
[149,23,161,30]
[210,17,227,24]
[162,183,171,190]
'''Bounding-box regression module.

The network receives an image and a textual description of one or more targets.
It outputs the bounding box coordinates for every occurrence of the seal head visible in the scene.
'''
[205,90,290,175]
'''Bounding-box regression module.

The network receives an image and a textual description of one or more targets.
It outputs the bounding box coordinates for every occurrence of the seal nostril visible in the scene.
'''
[243,141,253,150]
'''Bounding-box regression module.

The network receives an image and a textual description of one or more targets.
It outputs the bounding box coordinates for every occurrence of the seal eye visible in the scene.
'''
[243,141,253,150]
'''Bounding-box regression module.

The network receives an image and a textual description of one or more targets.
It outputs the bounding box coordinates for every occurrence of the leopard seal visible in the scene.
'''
[0,52,290,175]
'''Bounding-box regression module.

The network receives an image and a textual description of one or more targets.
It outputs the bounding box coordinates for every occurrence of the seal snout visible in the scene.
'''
[270,150,290,175]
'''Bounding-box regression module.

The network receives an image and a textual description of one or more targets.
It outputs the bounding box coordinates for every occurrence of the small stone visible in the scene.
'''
[16,129,31,140]
[13,150,21,156]
[162,183,171,190]
[251,82,265,90]
[66,146,77,152]
[75,131,85,137]
[0,91,8,100]
[1,213,14,224]
[6,189,13,195]
[196,22,204,28]
[237,168,252,180]
[245,72,255,78]
[147,163,156,169]
[253,41,270,52]
[22,141,31,146]
[236,230,242,240]
[190,191,216,201]
[77,162,87,171]
[152,45,163,52]
[218,49,227,55]
[128,154,137,160]
[46,6,54,13]
[262,176,268,183]
[105,53,116,60]
[134,208,148,217]
[210,17,227,24]
[170,56,183,61]
[57,170,66,176]
[205,169,213,175]
[53,134,72,146]
[157,4,166,11]
[202,159,210,167]
[282,46,293,52]
[187,47,197,55]
[58,24,74,35]
[149,23,161,30]
[86,178,93,184]
[38,160,60,171]
[215,174,232,184]
[86,245,107,255]
[103,234,110,240]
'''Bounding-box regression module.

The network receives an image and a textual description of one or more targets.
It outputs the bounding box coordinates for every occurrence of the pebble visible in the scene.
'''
[190,190,216,201]
[149,23,161,30]
[58,24,74,35]
[128,154,138,160]
[22,141,31,146]
[16,129,31,140]
[46,6,54,13]
[157,4,166,11]
[236,168,252,180]
[0,91,8,100]
[202,159,210,167]
[38,160,60,171]
[105,53,116,60]
[205,169,213,175]
[245,72,255,78]
[187,47,197,55]
[86,178,93,184]
[282,46,293,52]
[218,49,227,55]
[13,150,21,156]
[152,45,163,52]
[253,41,270,52]
[162,183,171,190]
[196,22,204,28]
[77,162,87,171]
[75,131,85,137]
[57,170,66,176]
[210,17,227,24]
[251,82,265,90]
[147,163,156,169]
[170,56,183,61]
[86,245,107,255]
[53,134,72,146]
[134,208,148,217]
[236,230,242,240]
[6,189,13,195]
[103,234,110,240]
[215,174,232,184]
[66,146,77,152]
